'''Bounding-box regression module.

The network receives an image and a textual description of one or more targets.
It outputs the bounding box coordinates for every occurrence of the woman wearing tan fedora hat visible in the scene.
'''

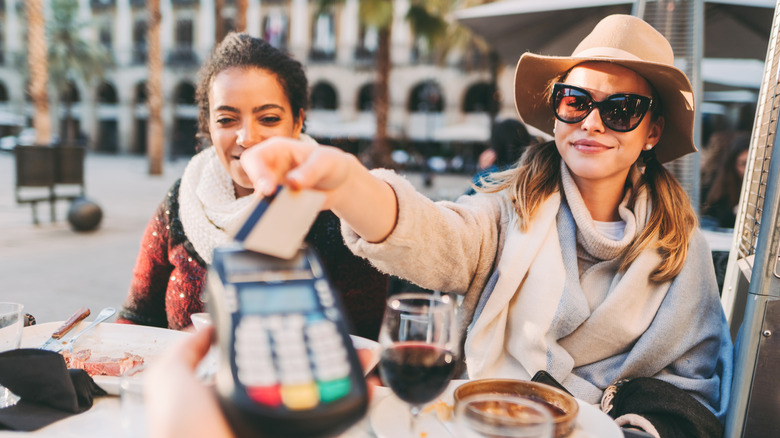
[149,14,731,438]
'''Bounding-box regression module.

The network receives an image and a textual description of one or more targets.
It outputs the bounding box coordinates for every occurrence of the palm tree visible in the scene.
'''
[48,0,111,144]
[317,0,482,168]
[147,0,164,175]
[358,1,394,168]
[26,0,52,146]
[236,0,248,33]
[215,0,247,44]
[215,0,226,43]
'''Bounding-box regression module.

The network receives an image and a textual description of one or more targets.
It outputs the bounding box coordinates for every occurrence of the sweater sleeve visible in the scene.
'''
[340,169,506,296]
[117,195,174,328]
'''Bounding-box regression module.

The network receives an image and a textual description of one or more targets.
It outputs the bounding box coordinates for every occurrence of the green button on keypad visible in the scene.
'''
[318,378,351,402]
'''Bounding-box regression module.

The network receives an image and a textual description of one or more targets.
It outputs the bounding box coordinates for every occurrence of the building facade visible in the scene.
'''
[0,0,516,160]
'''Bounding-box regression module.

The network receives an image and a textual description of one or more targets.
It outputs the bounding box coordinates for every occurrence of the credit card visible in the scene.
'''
[230,186,326,259]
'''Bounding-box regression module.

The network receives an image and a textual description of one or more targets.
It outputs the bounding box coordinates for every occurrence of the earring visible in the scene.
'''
[645,144,653,150]
[553,127,557,134]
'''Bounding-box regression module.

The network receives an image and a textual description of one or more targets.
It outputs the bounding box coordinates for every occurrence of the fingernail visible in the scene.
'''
[255,179,271,196]
[287,170,303,187]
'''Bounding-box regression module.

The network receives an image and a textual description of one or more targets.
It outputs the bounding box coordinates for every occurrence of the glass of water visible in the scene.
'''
[120,364,148,438]
[0,302,24,408]
[455,393,554,438]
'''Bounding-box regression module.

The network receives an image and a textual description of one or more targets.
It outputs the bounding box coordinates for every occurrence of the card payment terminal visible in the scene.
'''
[207,245,368,437]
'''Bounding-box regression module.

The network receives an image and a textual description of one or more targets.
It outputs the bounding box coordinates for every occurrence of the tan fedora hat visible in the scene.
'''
[514,14,696,164]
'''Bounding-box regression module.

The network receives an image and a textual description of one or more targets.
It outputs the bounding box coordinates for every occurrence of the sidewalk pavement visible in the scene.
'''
[0,151,472,325]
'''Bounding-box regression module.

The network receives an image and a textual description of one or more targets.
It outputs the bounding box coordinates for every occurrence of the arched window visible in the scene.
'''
[97,82,118,104]
[408,81,443,112]
[135,81,147,105]
[311,82,338,110]
[463,82,496,113]
[357,83,374,112]
[176,82,196,105]
[61,81,80,103]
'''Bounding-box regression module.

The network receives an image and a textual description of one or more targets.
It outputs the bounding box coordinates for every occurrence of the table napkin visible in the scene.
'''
[0,348,107,431]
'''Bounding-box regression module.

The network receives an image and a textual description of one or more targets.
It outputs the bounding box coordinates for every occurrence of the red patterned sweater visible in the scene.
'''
[117,180,389,339]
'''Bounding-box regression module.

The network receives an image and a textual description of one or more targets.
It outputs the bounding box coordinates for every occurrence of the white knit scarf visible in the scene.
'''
[178,147,256,264]
[466,162,670,402]
[179,135,319,264]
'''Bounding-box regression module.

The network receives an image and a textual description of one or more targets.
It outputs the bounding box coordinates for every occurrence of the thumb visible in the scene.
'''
[174,326,215,370]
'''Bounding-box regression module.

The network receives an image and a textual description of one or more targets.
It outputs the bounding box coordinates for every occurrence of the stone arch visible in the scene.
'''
[463,81,496,113]
[408,81,444,112]
[175,81,196,105]
[311,81,338,110]
[97,81,118,104]
[357,82,374,112]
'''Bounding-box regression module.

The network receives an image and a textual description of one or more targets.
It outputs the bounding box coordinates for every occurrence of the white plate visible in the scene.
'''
[23,322,379,394]
[370,380,622,438]
[21,321,209,395]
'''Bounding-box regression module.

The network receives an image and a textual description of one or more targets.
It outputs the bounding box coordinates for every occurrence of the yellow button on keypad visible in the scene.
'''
[281,383,319,410]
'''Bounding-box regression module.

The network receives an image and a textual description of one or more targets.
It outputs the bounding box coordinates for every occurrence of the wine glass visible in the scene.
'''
[377,292,459,437]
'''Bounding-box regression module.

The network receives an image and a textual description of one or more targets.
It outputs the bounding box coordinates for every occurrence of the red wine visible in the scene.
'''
[379,342,456,405]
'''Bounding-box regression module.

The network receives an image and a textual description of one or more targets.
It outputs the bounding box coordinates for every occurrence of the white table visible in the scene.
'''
[6,321,382,437]
[0,392,383,438]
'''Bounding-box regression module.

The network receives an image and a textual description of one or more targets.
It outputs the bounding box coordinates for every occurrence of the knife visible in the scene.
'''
[40,307,91,351]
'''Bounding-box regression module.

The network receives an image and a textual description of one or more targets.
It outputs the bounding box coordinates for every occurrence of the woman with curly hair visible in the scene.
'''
[117,33,388,340]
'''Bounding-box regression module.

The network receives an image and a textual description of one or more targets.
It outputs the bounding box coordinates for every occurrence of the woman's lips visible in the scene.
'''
[572,140,612,153]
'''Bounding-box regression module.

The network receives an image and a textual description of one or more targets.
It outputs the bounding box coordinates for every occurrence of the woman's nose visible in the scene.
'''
[236,122,259,147]
[581,108,606,133]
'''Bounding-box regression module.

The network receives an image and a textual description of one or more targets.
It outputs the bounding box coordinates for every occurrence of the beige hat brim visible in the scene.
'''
[514,52,696,164]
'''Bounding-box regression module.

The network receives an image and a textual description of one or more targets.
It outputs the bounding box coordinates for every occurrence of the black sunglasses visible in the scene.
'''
[551,83,654,132]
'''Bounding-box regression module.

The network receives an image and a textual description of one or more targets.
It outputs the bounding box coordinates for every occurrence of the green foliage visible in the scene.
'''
[47,0,112,95]
[315,0,341,16]
[405,3,448,52]
[358,0,394,29]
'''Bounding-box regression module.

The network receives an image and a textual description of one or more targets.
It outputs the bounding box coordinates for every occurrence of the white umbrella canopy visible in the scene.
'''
[0,110,25,127]
[453,0,774,65]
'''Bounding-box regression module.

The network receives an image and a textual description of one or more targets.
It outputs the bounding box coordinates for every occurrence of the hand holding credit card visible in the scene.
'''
[229,186,326,259]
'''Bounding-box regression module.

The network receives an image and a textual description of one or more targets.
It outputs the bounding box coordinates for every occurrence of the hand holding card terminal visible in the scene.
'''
[208,246,368,437]
[207,185,367,437]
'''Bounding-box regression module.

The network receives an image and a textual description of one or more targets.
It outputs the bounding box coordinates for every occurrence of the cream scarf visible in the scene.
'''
[178,146,256,264]
[179,135,318,264]
[465,163,670,402]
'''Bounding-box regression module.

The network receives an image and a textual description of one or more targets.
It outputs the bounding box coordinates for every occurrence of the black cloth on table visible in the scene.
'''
[0,348,107,431]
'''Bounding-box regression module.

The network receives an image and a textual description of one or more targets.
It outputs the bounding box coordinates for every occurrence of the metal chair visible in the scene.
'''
[13,145,56,224]
[54,145,86,200]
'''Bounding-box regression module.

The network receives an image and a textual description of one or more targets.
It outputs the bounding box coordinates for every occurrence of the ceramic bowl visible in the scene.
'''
[453,379,579,438]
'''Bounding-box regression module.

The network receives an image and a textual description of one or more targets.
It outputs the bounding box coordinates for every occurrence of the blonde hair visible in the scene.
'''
[479,140,697,283]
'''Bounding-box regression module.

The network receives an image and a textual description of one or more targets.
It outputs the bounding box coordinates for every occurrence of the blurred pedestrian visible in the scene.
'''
[701,131,750,229]
[468,118,535,194]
